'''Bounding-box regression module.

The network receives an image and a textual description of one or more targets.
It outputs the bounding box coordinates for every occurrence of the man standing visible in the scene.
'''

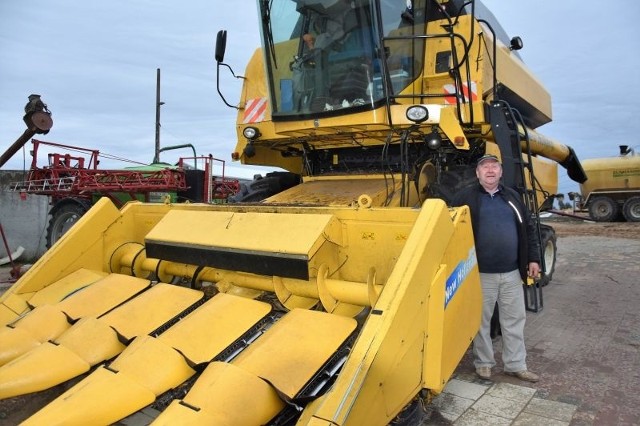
[451,154,540,382]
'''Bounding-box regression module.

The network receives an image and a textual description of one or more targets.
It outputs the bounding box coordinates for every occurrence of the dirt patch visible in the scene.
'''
[0,384,77,425]
[543,212,640,239]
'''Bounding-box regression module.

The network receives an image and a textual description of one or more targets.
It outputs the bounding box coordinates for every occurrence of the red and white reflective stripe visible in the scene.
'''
[243,97,268,124]
[443,82,478,104]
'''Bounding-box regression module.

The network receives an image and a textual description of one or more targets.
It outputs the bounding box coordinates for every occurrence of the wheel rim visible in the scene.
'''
[544,239,555,275]
[594,201,612,216]
[629,201,640,219]
[51,212,81,242]
[590,197,618,221]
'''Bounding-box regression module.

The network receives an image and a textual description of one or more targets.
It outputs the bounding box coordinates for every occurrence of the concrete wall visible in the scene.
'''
[0,170,256,263]
[0,171,49,262]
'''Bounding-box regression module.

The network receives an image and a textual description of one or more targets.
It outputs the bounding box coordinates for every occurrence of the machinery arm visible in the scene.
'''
[0,95,53,168]
[521,126,587,184]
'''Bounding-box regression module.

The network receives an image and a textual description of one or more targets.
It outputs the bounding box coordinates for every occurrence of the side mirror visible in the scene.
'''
[509,36,523,51]
[215,30,227,63]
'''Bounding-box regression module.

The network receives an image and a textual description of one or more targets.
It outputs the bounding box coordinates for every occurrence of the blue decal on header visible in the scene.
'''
[445,247,477,308]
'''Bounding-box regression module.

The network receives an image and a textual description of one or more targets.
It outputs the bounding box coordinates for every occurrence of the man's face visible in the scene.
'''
[476,159,502,189]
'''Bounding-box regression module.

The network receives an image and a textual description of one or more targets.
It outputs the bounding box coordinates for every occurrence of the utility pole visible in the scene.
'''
[154,68,165,163]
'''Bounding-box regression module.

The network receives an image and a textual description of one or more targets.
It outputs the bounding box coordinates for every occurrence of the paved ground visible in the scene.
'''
[1,224,639,425]
[433,230,640,425]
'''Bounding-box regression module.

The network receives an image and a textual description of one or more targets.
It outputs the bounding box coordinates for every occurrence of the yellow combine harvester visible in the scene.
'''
[0,1,587,424]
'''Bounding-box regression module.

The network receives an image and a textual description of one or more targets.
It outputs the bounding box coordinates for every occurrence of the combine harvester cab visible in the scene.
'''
[1,0,589,423]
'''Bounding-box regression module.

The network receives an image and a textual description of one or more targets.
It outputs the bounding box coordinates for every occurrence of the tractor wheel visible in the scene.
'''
[538,226,557,287]
[622,196,640,222]
[229,172,300,203]
[46,200,91,248]
[588,196,619,222]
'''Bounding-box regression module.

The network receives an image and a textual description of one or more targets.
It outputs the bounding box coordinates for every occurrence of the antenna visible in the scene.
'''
[154,68,165,163]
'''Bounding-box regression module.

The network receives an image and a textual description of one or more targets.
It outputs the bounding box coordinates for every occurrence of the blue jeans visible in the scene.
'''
[473,269,528,372]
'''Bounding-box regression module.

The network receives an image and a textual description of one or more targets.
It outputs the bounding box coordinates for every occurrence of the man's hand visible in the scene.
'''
[527,262,541,278]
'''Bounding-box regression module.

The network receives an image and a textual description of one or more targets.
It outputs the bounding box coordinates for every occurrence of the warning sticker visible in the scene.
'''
[243,97,268,124]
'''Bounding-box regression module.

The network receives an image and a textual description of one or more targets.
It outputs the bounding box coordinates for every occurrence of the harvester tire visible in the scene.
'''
[539,226,557,287]
[622,196,640,222]
[46,199,92,248]
[229,171,300,203]
[588,196,619,222]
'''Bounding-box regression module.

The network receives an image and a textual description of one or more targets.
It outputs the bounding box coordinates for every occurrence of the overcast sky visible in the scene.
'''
[1,1,639,195]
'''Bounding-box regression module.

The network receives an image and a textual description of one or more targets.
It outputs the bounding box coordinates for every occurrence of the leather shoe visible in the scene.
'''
[505,370,539,383]
[475,367,491,380]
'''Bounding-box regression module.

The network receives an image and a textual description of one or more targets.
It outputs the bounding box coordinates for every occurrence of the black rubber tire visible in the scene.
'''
[429,166,478,205]
[622,196,640,222]
[588,196,619,222]
[538,225,557,287]
[389,395,427,425]
[229,171,300,203]
[46,200,91,248]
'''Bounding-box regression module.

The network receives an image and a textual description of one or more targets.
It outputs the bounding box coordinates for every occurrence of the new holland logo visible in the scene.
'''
[445,247,477,308]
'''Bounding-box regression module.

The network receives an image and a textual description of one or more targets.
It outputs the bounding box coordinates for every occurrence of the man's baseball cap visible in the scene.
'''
[477,154,500,165]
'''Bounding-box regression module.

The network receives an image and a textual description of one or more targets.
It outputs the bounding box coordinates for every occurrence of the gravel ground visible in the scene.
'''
[543,213,640,240]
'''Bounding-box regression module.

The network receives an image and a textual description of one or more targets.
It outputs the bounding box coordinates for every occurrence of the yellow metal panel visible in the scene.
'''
[0,271,147,328]
[159,293,272,364]
[0,306,16,326]
[0,198,122,307]
[55,316,126,366]
[5,304,69,342]
[439,107,469,150]
[580,155,640,195]
[302,199,478,425]
[56,273,151,321]
[154,362,284,426]
[109,335,195,396]
[423,266,447,390]
[22,366,156,426]
[480,21,552,125]
[0,294,30,325]
[426,224,481,389]
[20,337,193,426]
[529,157,558,201]
[0,326,40,367]
[26,268,108,308]
[100,283,203,340]
[145,210,339,257]
[234,309,356,399]
[16,294,274,425]
[267,176,404,207]
[0,284,202,400]
[0,274,151,368]
[0,304,69,366]
[0,341,89,399]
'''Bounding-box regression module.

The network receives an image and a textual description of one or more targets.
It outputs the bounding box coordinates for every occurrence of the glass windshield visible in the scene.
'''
[261,0,425,119]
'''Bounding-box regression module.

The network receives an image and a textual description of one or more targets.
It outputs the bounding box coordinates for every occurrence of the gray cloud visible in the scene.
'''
[2,0,639,192]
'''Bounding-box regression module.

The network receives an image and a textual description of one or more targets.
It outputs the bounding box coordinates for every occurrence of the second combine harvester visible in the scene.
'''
[0,1,586,424]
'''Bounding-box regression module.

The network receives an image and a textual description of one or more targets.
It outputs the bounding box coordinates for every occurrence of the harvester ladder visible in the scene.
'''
[487,100,544,312]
